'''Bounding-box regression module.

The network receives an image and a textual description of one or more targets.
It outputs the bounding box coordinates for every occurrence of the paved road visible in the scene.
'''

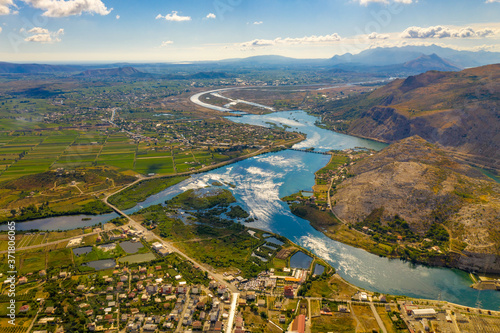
[0,227,120,254]
[370,301,388,333]
[103,197,238,293]
[226,292,240,333]
[175,290,191,332]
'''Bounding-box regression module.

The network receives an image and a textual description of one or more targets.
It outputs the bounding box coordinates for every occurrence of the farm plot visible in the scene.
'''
[134,156,175,175]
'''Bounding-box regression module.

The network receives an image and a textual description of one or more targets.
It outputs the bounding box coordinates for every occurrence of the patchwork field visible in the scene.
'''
[0,130,251,185]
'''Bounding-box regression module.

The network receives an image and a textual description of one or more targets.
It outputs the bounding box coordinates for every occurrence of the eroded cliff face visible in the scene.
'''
[347,105,499,167]
[452,252,500,275]
[331,136,500,272]
[327,64,500,168]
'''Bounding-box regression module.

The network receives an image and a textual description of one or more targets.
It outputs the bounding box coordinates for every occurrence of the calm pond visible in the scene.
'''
[83,259,116,271]
[290,251,314,269]
[120,241,143,254]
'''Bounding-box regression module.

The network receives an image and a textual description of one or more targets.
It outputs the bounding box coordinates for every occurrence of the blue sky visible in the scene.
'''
[0,0,499,62]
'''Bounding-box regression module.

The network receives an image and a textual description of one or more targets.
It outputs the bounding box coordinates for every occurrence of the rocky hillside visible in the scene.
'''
[318,64,500,168]
[331,136,500,271]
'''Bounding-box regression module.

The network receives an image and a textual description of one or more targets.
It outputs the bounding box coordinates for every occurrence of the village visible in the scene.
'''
[5,220,500,333]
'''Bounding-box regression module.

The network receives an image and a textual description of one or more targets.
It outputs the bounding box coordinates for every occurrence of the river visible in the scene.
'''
[6,109,500,310]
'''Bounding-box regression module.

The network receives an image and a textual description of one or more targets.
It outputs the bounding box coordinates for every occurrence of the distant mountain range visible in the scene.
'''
[1,44,498,75]
[0,61,85,74]
[328,44,500,68]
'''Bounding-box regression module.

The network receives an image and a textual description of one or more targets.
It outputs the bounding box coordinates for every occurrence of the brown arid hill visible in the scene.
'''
[338,64,500,169]
[331,136,500,273]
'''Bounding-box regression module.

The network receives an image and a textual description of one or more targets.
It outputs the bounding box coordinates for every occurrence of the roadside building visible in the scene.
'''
[284,285,294,298]
[411,308,437,318]
[291,314,306,333]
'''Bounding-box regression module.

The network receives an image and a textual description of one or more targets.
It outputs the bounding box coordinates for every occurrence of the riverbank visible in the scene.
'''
[283,147,492,286]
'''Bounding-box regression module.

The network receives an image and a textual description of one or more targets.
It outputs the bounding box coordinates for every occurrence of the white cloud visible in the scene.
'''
[25,26,64,43]
[22,0,112,17]
[29,27,49,34]
[367,32,389,39]
[354,0,413,5]
[115,14,119,19]
[253,21,263,25]
[0,27,2,33]
[401,25,496,39]
[206,13,216,19]
[365,39,500,53]
[0,0,14,15]
[486,0,500,3]
[156,11,191,22]
[160,40,173,47]
[241,33,342,48]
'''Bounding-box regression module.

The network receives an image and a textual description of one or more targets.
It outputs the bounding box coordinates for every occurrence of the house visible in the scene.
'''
[151,242,163,251]
[45,306,55,314]
[320,306,332,315]
[246,291,256,301]
[257,299,266,307]
[160,284,172,294]
[404,304,419,315]
[214,321,223,332]
[158,248,169,256]
[143,324,157,331]
[284,286,294,298]
[338,305,349,313]
[291,314,306,333]
[19,304,30,312]
[117,282,124,290]
[235,316,244,329]
[146,285,158,295]
[19,276,28,284]
[176,286,187,294]
[39,270,47,277]
[192,320,202,330]
[279,314,286,323]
